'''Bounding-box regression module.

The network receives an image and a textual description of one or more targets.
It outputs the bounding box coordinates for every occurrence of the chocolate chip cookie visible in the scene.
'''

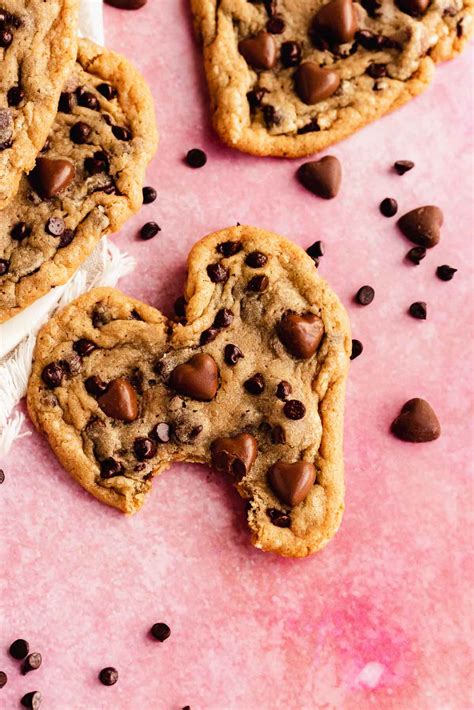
[27,226,351,558]
[0,0,79,208]
[190,0,473,157]
[0,38,158,322]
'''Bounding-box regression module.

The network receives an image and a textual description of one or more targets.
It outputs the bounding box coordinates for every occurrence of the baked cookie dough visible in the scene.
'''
[0,0,79,207]
[27,226,351,558]
[190,0,473,157]
[0,38,158,322]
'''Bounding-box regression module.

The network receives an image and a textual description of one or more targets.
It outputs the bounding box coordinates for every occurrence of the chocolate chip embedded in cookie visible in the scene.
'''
[27,226,351,558]
[0,38,158,323]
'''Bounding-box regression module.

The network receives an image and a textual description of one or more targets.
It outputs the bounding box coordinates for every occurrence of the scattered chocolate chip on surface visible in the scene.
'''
[297,156,341,199]
[379,197,398,217]
[142,186,157,204]
[9,638,29,660]
[406,246,427,265]
[151,622,171,642]
[245,251,268,268]
[409,301,427,319]
[350,339,363,360]
[216,240,242,257]
[140,222,161,240]
[20,691,42,709]
[99,667,119,686]
[391,398,440,442]
[0,671,7,688]
[105,0,147,8]
[207,263,229,283]
[394,160,415,175]
[73,339,97,357]
[306,240,325,259]
[0,469,4,484]
[85,375,108,397]
[41,362,65,389]
[356,285,375,306]
[185,148,207,168]
[436,264,457,281]
[21,652,42,675]
[134,437,157,461]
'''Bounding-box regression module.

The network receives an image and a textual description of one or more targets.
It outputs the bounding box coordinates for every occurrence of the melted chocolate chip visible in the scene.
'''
[224,344,244,365]
[112,125,132,141]
[263,105,281,128]
[11,222,31,240]
[0,259,10,275]
[246,274,269,292]
[280,41,301,67]
[207,263,229,283]
[366,63,387,78]
[266,507,291,528]
[174,296,186,319]
[213,308,234,329]
[58,229,75,248]
[271,425,286,444]
[100,459,125,479]
[85,375,108,397]
[42,362,65,388]
[73,339,97,357]
[216,240,242,257]
[59,91,76,113]
[283,399,306,420]
[149,422,170,443]
[244,373,265,395]
[247,89,268,110]
[70,122,91,144]
[276,381,292,400]
[266,14,285,33]
[0,29,13,48]
[7,85,24,106]
[133,437,157,461]
[200,327,219,345]
[84,150,109,175]
[297,118,320,135]
[76,88,99,111]
[245,251,268,268]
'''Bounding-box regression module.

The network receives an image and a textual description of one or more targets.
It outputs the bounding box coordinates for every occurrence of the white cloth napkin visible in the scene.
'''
[0,0,136,456]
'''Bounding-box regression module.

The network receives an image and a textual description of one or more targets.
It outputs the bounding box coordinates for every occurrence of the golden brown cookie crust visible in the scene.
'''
[190,0,473,157]
[28,226,351,558]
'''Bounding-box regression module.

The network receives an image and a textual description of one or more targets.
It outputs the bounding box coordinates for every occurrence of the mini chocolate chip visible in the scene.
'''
[244,373,265,395]
[59,91,75,113]
[356,285,375,306]
[266,507,291,528]
[58,229,75,248]
[140,222,161,240]
[45,217,65,236]
[84,150,109,175]
[213,308,234,328]
[142,186,157,204]
[263,105,281,128]
[0,469,4,484]
[186,148,207,168]
[97,82,117,99]
[150,622,171,642]
[266,14,285,33]
[283,399,306,420]
[366,63,387,78]
[85,375,108,397]
[76,89,99,111]
[0,259,10,275]
[224,344,244,365]
[297,118,320,134]
[245,251,268,268]
[11,222,31,240]
[456,18,464,36]
[216,241,242,257]
[0,29,13,48]
[112,125,132,141]
[21,652,42,675]
[70,121,91,144]
[280,41,301,67]
[149,422,170,443]
[7,85,24,106]
[200,327,219,345]
[246,88,268,110]
[276,381,292,400]
[21,691,42,709]
[0,671,6,688]
[207,263,229,283]
[350,339,363,360]
[73,339,97,356]
[406,246,426,265]
[246,274,269,292]
[42,362,64,388]
[99,667,119,685]
[436,265,457,281]
[306,240,325,259]
[409,301,427,319]
[134,437,157,461]
[271,424,286,444]
[380,197,398,217]
[9,638,29,660]
[394,160,414,175]
[100,459,124,479]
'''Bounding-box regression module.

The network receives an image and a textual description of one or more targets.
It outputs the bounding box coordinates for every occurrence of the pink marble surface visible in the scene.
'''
[1,2,473,708]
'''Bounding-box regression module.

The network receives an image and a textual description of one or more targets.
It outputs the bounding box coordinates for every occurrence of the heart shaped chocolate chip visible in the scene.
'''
[97,378,139,422]
[312,0,358,44]
[268,461,317,506]
[169,353,219,401]
[294,62,340,105]
[297,156,342,199]
[397,206,443,248]
[31,157,75,198]
[211,433,258,479]
[391,398,441,442]
[238,31,276,70]
[277,312,324,359]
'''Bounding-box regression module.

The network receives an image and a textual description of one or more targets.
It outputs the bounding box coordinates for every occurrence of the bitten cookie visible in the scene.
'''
[0,38,158,322]
[190,0,473,157]
[27,226,351,558]
[0,0,79,207]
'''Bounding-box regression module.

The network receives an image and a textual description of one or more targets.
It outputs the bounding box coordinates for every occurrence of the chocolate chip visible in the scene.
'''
[149,422,170,443]
[97,82,117,99]
[70,121,91,144]
[0,469,4,484]
[58,229,75,248]
[266,507,291,528]
[246,274,269,292]
[0,29,13,47]
[276,381,292,400]
[395,0,429,16]
[98,378,138,422]
[21,652,42,675]
[456,18,464,36]
[42,362,64,388]
[59,91,75,113]
[297,118,320,134]
[134,437,157,461]
[9,638,29,660]
[436,265,457,281]
[306,240,325,259]
[200,327,219,345]
[356,29,401,50]
[271,425,286,444]
[0,671,6,688]
[245,251,268,268]
[112,125,132,141]
[350,339,363,360]
[283,399,306,420]
[99,667,119,685]
[366,63,387,78]
[45,217,65,236]
[104,0,147,9]
[84,150,109,174]
[150,623,171,642]
[100,459,125,479]
[73,339,97,356]
[294,62,340,105]
[216,241,242,257]
[356,285,375,305]
[140,222,161,240]
[186,148,207,168]
[7,85,24,106]
[85,375,108,397]
[207,263,229,283]
[224,344,244,365]
[406,246,426,265]
[76,89,99,111]
[169,354,218,401]
[11,222,31,240]
[142,186,157,204]
[244,373,265,395]
[246,88,268,110]
[280,41,301,67]
[409,301,427,319]
[391,398,440,442]
[266,14,285,33]
[277,312,324,359]
[262,105,281,128]
[394,160,414,175]
[238,30,277,70]
[0,259,10,276]
[380,197,398,217]
[21,692,42,709]
[213,308,234,329]
[174,296,186,319]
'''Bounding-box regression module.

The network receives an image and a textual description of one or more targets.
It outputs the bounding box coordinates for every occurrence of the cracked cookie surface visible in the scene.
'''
[190,0,473,156]
[0,38,158,323]
[27,226,351,558]
[0,0,79,207]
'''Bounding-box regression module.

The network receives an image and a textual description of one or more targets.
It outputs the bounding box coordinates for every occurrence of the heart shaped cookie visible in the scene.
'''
[27,226,351,557]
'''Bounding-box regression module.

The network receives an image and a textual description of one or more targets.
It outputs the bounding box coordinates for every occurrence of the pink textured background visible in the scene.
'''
[1,2,473,708]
